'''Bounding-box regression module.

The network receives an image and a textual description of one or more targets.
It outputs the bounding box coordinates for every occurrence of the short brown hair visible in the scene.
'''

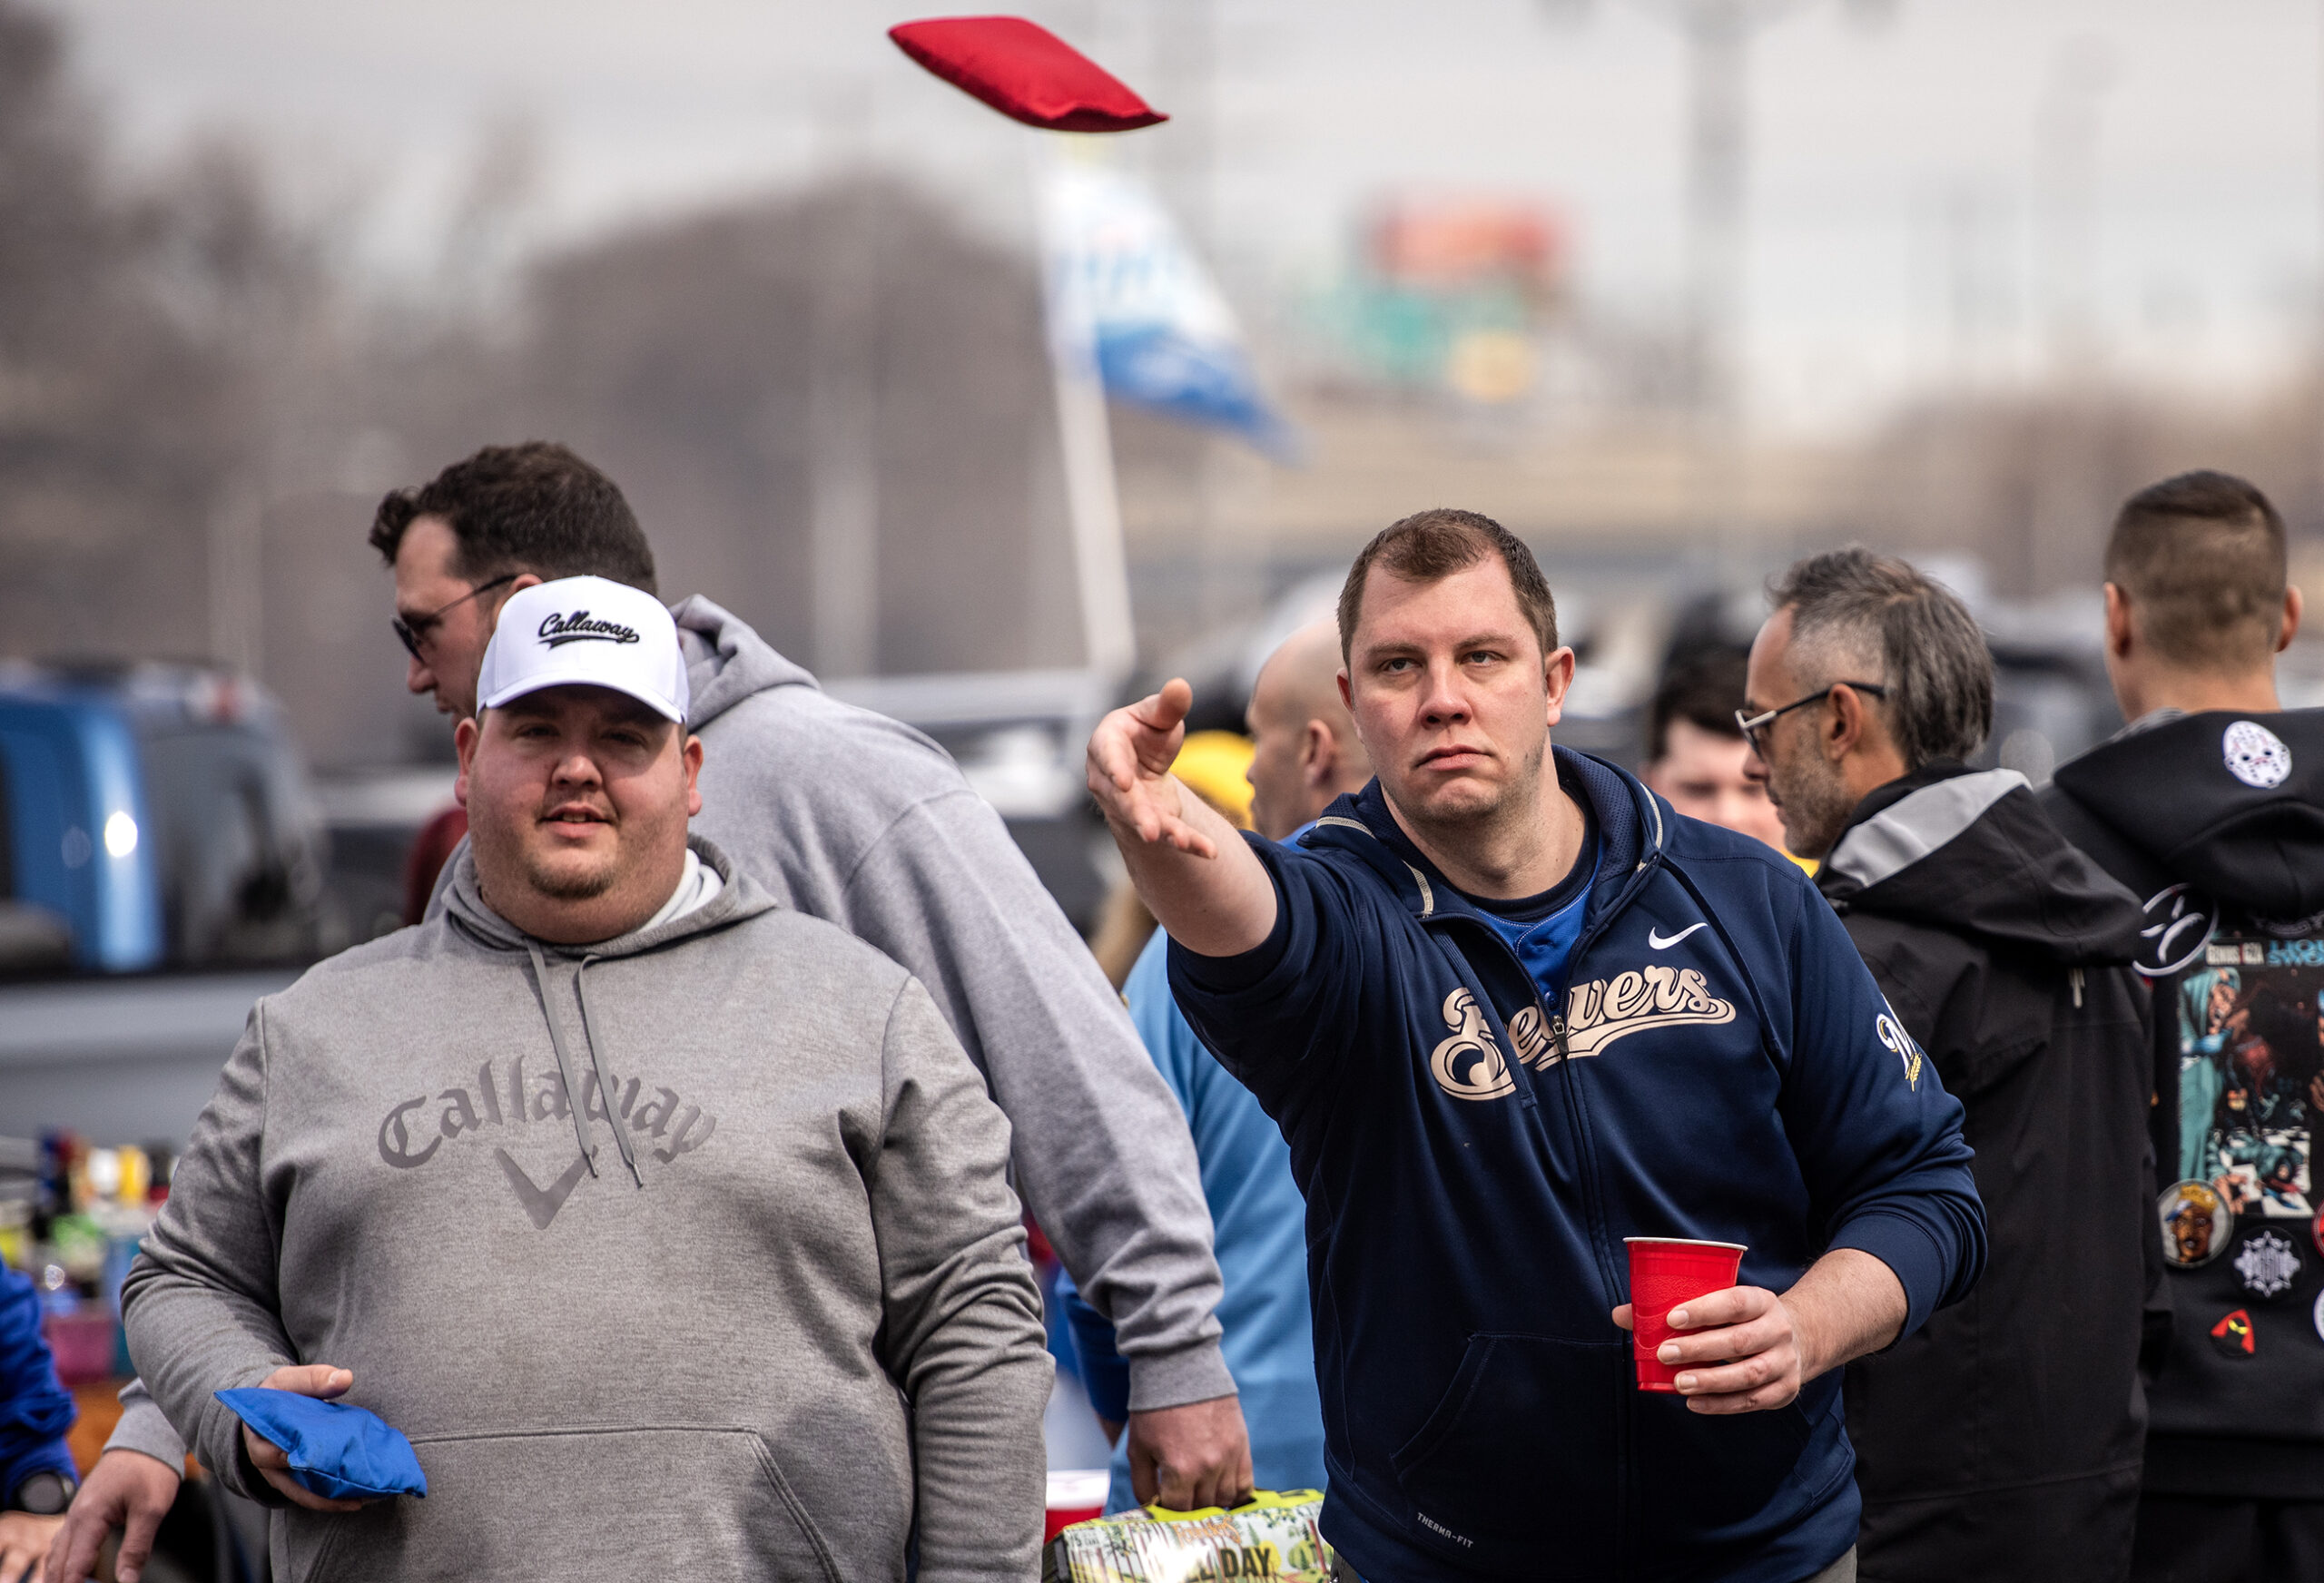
[367,441,658,595]
[1336,508,1558,663]
[2105,470,2286,673]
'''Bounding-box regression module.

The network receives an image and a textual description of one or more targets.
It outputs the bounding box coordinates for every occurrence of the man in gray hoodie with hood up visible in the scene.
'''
[119,576,1050,1582]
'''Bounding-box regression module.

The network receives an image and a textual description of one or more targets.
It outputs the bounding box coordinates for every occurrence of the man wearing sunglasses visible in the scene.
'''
[391,571,517,664]
[1743,548,2152,1583]
[383,570,525,923]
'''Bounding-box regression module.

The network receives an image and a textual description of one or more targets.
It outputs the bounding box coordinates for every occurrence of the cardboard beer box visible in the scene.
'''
[1042,1490,1336,1583]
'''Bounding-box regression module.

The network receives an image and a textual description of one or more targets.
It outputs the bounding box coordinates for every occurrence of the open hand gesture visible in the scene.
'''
[1085,679,1219,859]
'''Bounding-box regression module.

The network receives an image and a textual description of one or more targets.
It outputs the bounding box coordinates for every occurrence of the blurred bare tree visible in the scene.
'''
[0,0,1079,770]
[428,177,1081,683]
[0,0,335,663]
[259,173,1086,769]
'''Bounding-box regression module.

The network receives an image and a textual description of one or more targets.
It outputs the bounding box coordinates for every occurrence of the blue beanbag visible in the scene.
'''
[214,1388,428,1500]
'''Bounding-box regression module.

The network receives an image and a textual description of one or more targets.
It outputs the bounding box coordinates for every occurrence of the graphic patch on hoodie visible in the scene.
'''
[2223,720,2293,790]
[2137,884,2221,978]
[2171,944,2323,1220]
[2210,1308,2258,1358]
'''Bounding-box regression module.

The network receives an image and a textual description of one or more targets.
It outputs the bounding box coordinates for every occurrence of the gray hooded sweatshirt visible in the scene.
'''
[121,839,1049,1583]
[666,597,1226,1411]
[104,597,1230,1473]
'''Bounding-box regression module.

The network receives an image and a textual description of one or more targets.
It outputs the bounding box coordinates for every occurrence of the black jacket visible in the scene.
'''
[2043,708,2324,1499]
[1822,762,2152,1581]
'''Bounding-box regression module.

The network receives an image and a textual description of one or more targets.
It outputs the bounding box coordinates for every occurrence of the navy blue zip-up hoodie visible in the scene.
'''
[1170,750,1985,1583]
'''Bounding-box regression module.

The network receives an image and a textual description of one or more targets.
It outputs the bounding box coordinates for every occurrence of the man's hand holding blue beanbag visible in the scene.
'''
[218,1365,426,1512]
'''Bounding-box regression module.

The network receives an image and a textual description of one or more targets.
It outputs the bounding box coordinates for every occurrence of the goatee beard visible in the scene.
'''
[524,855,619,900]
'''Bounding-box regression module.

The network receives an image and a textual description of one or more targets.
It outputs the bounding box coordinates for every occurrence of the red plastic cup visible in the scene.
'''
[1625,1236,1747,1392]
[1044,1470,1108,1542]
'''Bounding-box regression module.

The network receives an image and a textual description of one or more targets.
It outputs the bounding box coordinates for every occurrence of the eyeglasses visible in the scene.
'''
[391,574,518,662]
[1734,682,1888,756]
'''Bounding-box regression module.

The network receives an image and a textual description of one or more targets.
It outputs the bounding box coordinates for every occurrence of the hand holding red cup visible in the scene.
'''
[1622,1237,1747,1392]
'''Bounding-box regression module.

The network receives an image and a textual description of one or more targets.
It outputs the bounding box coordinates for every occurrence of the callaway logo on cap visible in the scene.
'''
[477,576,689,723]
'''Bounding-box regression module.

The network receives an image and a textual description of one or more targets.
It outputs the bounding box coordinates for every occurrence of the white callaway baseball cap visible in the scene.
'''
[477,576,690,723]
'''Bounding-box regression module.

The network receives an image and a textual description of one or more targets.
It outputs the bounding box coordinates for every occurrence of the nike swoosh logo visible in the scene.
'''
[497,1147,591,1230]
[1648,922,1708,950]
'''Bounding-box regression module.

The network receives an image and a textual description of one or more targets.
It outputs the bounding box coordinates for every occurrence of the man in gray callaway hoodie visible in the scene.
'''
[117,578,1049,1582]
[62,444,1244,1583]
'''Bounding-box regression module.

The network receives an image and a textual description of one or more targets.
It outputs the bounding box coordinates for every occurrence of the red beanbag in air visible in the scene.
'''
[889,16,1167,133]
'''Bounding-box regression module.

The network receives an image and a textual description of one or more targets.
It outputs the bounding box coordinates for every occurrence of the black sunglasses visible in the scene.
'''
[391,574,519,662]
[1734,682,1888,755]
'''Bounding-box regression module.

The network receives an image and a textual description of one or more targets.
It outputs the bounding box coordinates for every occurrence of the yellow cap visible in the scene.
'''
[1174,731,1256,830]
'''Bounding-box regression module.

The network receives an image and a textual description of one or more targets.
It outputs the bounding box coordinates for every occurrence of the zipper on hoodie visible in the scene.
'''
[1411,780,1671,1318]
[1562,809,1689,1583]
[1366,769,1677,1582]
[1423,857,1661,1319]
[1429,905,1642,1580]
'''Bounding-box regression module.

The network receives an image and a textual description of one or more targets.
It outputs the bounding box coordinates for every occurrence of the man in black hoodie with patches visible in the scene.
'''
[1747,548,2153,1582]
[2040,471,2324,1583]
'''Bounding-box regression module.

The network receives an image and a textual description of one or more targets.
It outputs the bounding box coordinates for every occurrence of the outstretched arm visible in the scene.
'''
[1086,680,1277,958]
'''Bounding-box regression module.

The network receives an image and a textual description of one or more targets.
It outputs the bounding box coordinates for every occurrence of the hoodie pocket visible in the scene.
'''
[1389,1334,1628,1578]
[281,1426,862,1583]
[1630,1389,1814,1551]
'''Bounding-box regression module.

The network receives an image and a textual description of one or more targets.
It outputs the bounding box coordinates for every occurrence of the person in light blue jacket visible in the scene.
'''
[1066,619,1372,1512]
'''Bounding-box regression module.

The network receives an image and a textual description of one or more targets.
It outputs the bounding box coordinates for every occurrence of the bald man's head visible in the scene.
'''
[1245,619,1374,840]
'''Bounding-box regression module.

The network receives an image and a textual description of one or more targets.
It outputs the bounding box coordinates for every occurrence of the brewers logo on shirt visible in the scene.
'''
[1876,999,1923,1091]
[1427,968,1738,1102]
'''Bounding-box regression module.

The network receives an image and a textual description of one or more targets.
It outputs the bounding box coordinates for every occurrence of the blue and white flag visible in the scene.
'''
[1041,160,1294,456]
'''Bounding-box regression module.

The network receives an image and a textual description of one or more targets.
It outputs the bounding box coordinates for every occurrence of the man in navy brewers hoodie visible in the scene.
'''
[1087,509,1985,1583]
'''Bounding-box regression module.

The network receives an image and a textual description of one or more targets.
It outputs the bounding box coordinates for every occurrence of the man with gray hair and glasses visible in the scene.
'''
[1743,547,2153,1582]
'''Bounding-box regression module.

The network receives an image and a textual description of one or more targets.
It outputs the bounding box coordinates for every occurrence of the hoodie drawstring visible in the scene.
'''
[574,958,645,1187]
[2071,967,2085,1008]
[522,943,645,1189]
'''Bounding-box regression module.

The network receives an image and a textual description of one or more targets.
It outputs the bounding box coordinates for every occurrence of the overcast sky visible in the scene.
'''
[45,0,2324,434]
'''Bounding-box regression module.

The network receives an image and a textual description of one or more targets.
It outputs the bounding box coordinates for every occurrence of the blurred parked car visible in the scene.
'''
[0,664,330,1147]
[0,663,327,976]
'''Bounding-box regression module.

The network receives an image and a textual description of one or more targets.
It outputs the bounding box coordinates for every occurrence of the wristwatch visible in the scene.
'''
[7,1469,78,1515]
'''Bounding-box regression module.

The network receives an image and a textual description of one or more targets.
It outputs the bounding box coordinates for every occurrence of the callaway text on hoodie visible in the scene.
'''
[121,839,1051,1583]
